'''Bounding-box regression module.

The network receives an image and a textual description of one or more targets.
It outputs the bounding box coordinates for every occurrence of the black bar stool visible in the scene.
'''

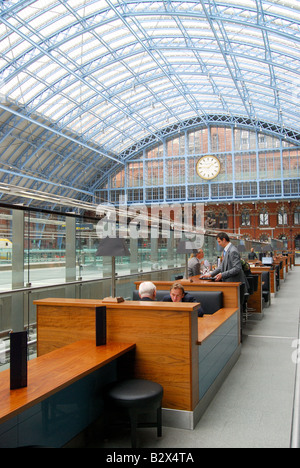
[106,379,163,448]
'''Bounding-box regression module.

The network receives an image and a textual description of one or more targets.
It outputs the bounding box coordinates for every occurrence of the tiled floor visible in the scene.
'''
[86,267,300,448]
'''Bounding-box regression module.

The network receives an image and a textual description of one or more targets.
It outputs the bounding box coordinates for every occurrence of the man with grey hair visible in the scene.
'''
[139,281,157,301]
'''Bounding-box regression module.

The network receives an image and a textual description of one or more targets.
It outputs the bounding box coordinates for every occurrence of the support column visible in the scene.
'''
[12,209,25,332]
[65,217,76,282]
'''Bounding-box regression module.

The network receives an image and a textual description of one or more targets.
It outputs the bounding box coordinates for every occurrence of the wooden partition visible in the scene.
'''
[34,295,241,429]
[288,252,295,267]
[34,298,199,412]
[36,298,99,356]
[107,301,200,412]
[273,258,285,280]
[135,278,241,310]
[250,266,276,296]
[245,271,263,315]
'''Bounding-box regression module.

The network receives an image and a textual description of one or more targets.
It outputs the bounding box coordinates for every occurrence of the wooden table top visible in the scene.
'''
[135,279,242,287]
[0,340,135,424]
[34,298,199,312]
[34,298,104,308]
[198,308,238,345]
[187,277,241,286]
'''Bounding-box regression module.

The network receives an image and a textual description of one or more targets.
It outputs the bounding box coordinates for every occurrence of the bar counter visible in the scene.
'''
[0,340,135,447]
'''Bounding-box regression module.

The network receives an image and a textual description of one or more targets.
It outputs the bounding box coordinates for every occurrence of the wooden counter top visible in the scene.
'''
[0,340,135,425]
[33,298,104,308]
[34,298,199,313]
[135,279,241,288]
[198,308,239,345]
[184,278,241,287]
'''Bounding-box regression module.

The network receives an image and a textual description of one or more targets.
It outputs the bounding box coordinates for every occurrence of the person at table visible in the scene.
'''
[201,232,245,285]
[139,281,157,301]
[248,248,258,260]
[188,249,211,277]
[163,283,204,316]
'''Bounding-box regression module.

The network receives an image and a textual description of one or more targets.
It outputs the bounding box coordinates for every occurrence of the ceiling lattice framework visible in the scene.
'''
[0,0,300,209]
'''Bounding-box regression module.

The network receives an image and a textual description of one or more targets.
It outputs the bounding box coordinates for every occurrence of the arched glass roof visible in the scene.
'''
[0,0,300,209]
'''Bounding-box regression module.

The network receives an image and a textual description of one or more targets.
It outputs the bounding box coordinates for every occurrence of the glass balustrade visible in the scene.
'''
[0,205,287,370]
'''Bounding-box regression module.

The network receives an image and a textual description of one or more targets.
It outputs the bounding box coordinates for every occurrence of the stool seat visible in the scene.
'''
[106,379,163,448]
[107,379,163,408]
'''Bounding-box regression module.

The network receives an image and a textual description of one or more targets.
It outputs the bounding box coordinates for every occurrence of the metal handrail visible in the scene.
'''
[0,264,184,297]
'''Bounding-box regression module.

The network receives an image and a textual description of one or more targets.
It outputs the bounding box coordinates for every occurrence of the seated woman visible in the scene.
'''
[188,249,211,278]
[163,283,204,316]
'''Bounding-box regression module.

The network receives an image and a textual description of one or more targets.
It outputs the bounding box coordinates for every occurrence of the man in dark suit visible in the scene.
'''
[248,248,258,260]
[202,232,245,284]
[163,283,197,303]
[163,283,204,316]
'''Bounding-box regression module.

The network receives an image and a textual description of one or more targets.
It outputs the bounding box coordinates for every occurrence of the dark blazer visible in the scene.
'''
[248,252,258,260]
[162,293,204,317]
[162,292,197,303]
[140,297,155,301]
[211,243,245,284]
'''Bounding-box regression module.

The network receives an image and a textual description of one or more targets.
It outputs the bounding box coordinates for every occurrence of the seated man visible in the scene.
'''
[163,283,204,317]
[139,281,157,301]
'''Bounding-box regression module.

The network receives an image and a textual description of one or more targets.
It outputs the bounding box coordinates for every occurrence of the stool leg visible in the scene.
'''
[157,406,162,438]
[129,410,138,449]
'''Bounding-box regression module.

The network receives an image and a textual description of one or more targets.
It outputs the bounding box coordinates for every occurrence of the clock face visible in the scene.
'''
[196,156,221,180]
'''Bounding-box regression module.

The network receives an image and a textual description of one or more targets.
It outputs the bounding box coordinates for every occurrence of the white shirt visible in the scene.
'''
[224,242,231,255]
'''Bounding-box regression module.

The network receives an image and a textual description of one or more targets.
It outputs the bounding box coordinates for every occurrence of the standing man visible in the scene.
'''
[201,232,245,284]
[248,248,258,260]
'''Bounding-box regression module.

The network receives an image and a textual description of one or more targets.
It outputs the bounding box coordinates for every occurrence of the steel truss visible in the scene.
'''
[0,1,300,209]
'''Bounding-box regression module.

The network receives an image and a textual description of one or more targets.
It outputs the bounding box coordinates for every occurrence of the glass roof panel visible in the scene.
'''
[0,0,300,196]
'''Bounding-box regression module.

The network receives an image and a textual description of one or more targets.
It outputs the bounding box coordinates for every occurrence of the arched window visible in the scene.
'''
[97,124,300,206]
[241,209,251,226]
[278,208,288,225]
[294,207,300,225]
[260,234,269,242]
[259,208,269,226]
[218,211,228,230]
